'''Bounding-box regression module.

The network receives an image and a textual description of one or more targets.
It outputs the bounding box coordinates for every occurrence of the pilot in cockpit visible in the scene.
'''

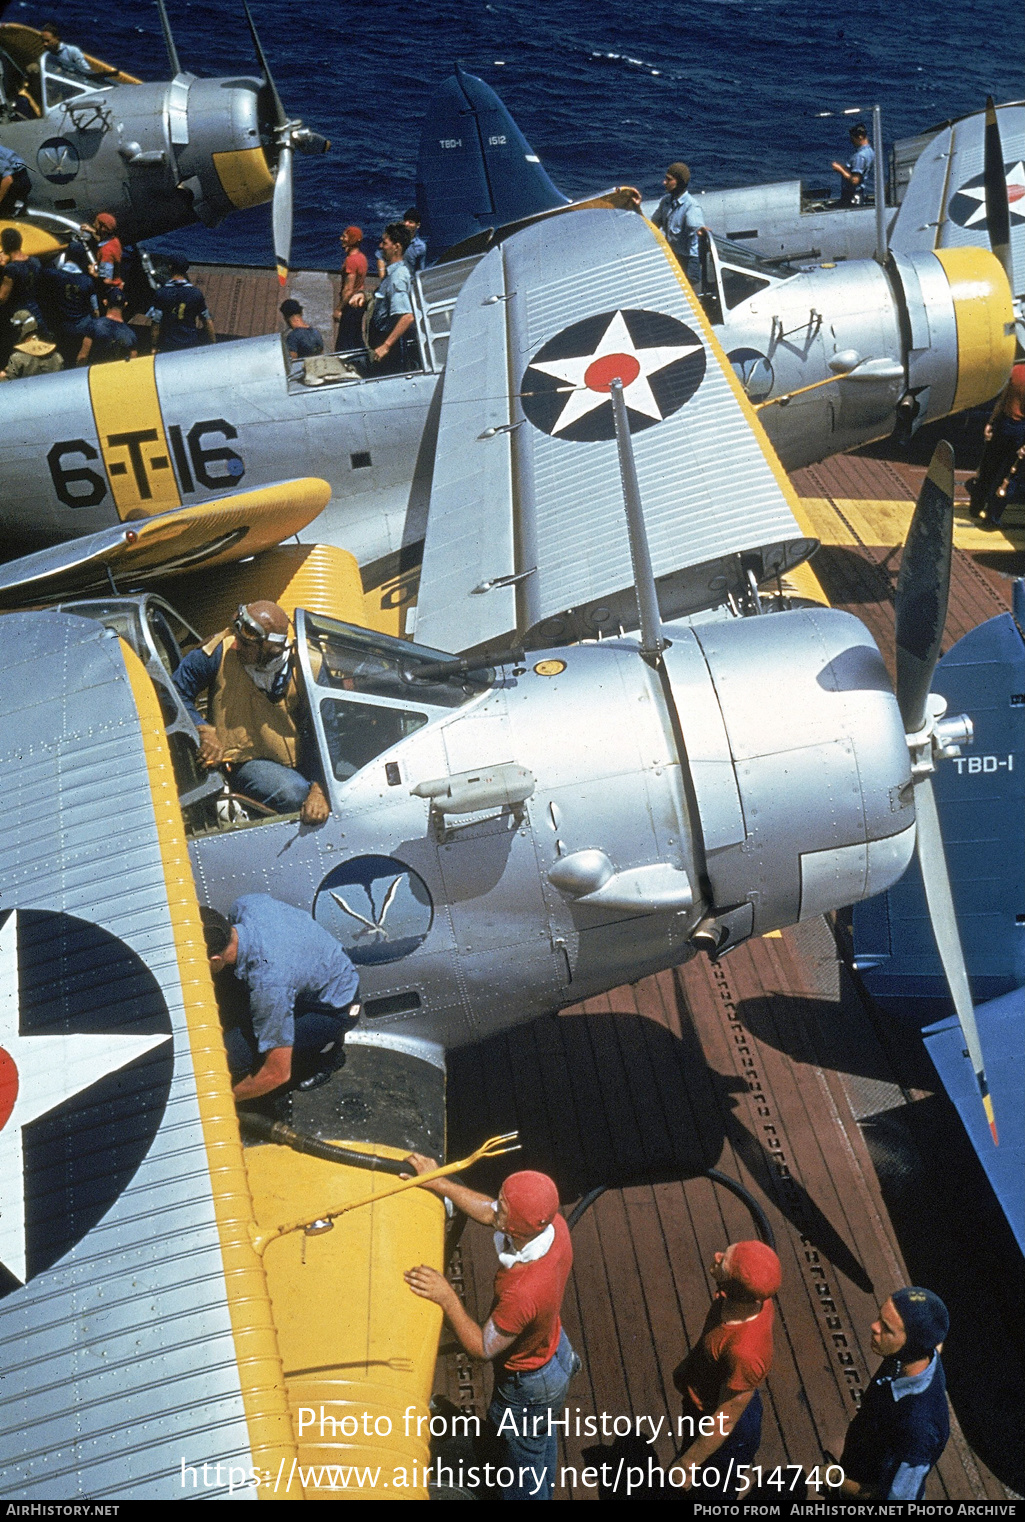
[172,599,330,826]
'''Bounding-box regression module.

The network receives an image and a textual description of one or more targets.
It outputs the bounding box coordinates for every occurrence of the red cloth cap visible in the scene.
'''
[342,225,363,242]
[726,1241,782,1299]
[95,212,117,231]
[502,1171,560,1237]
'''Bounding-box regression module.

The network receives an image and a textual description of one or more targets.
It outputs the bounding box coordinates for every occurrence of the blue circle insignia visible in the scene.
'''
[313,855,433,965]
[37,137,81,184]
[728,347,774,401]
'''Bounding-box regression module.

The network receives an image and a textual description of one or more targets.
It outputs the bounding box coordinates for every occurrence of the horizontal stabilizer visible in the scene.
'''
[414,208,816,653]
[0,477,331,605]
[924,989,1024,1252]
[416,67,568,258]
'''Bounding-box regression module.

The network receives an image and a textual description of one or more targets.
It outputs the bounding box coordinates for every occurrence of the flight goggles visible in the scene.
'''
[232,604,289,648]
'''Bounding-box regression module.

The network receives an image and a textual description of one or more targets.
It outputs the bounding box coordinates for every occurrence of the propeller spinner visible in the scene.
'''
[895,442,998,1144]
[241,0,328,284]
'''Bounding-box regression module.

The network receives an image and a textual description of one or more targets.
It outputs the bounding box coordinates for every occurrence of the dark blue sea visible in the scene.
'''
[18,0,1024,269]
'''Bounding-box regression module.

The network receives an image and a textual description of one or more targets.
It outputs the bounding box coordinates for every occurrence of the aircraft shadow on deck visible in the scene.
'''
[445,1005,874,1296]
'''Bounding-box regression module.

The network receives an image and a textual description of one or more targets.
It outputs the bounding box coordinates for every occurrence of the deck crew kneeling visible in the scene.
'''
[173,599,329,824]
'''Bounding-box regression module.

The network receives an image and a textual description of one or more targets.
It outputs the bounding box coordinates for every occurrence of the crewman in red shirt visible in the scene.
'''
[333,225,368,351]
[405,1163,579,1500]
[673,1239,781,1497]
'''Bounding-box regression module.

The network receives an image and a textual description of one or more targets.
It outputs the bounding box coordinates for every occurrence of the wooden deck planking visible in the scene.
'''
[434,451,1016,1502]
[188,262,1016,1499]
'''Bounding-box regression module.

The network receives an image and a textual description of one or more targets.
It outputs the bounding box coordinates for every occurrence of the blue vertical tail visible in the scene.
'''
[416,67,568,259]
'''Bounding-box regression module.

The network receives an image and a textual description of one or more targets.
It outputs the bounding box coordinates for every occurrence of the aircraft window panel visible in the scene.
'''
[710,233,794,278]
[320,698,428,781]
[40,62,99,109]
[303,611,491,709]
[720,268,771,310]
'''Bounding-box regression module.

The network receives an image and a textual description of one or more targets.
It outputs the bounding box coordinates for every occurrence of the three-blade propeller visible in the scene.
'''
[895,442,998,1145]
[241,0,328,285]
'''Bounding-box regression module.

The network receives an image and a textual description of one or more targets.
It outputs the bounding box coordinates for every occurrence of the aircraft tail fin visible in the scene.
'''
[852,601,1025,1017]
[416,66,568,259]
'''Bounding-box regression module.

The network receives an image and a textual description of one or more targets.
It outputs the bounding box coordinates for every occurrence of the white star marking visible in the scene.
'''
[0,913,171,1285]
[529,310,703,435]
[953,161,1025,226]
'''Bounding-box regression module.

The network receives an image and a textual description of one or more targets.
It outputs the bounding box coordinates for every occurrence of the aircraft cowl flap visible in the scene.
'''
[419,207,813,652]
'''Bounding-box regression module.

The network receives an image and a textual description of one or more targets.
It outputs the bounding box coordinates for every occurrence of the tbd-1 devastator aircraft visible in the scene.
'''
[416,70,1020,457]
[0,76,1014,607]
[0,3,326,275]
[0,185,997,1494]
[0,203,1014,639]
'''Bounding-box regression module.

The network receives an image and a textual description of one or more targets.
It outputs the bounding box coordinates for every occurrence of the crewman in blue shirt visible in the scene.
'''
[832,122,875,206]
[402,207,428,274]
[39,256,99,359]
[147,254,216,352]
[831,1286,950,1500]
[204,895,361,1100]
[369,222,417,372]
[38,22,118,81]
[0,143,30,218]
[651,162,708,285]
[279,297,324,359]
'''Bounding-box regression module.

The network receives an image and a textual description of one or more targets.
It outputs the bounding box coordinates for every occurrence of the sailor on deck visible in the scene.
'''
[832,122,874,206]
[651,161,708,285]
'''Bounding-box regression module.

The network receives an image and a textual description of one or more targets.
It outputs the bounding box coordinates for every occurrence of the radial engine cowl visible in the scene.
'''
[662,607,915,939]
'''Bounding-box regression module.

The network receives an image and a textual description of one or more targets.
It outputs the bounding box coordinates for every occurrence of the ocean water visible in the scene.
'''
[14,0,1024,269]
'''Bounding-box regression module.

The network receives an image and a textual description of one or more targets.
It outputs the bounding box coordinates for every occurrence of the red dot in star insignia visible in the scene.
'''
[584,352,641,392]
[1009,184,1024,204]
[0,1047,17,1130]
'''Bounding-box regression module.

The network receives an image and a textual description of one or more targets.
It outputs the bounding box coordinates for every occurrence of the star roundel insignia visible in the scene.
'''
[520,308,707,442]
[0,909,173,1299]
[948,160,1025,229]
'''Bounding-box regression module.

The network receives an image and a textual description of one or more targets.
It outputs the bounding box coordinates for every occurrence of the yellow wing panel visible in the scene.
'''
[0,478,333,606]
[246,1143,446,1501]
[122,644,302,1497]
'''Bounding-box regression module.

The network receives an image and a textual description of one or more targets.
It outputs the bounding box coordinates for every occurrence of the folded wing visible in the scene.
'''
[413,207,817,654]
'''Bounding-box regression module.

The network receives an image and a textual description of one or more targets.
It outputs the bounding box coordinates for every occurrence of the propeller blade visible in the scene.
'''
[154,0,182,76]
[894,440,955,735]
[983,96,1013,287]
[273,143,292,285]
[241,0,288,130]
[915,776,998,1144]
